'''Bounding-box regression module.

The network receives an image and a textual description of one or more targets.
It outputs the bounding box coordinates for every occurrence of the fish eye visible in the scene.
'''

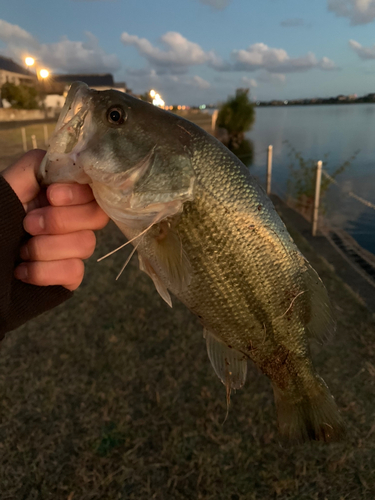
[107,106,126,125]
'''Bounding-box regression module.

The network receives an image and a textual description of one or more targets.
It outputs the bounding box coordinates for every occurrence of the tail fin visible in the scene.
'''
[273,377,346,443]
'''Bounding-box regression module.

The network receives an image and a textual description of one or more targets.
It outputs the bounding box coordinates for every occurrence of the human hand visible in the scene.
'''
[2,149,109,290]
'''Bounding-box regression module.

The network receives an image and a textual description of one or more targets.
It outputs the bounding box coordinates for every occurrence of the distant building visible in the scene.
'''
[44,73,127,116]
[0,55,37,87]
[45,73,126,94]
[0,55,37,107]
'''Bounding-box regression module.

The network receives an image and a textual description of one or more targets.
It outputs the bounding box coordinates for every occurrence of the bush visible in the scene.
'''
[216,89,255,164]
[216,89,255,136]
[1,82,40,109]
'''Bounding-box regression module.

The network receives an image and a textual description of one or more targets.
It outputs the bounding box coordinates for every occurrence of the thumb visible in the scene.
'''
[2,149,46,209]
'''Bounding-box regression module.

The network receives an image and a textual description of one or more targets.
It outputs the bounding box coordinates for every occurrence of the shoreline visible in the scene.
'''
[271,194,375,312]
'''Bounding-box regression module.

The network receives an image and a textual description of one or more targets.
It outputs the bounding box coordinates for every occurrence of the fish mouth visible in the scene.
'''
[38,82,95,185]
[55,81,91,133]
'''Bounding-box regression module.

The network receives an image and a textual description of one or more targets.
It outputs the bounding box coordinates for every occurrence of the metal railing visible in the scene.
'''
[263,144,375,236]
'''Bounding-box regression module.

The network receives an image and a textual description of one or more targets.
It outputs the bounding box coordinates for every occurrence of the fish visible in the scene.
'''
[38,82,345,442]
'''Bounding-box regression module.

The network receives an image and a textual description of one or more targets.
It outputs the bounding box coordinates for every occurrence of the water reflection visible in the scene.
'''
[246,104,375,254]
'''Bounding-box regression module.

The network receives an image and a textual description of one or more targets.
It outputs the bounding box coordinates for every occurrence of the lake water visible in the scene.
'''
[246,104,375,255]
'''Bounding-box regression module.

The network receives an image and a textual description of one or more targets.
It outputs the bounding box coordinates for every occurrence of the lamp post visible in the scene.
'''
[149,89,165,108]
[24,56,49,83]
[25,57,50,117]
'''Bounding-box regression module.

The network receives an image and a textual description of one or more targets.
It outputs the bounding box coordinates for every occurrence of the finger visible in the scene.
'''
[21,230,96,262]
[47,183,95,207]
[25,189,49,213]
[14,259,85,291]
[1,150,46,207]
[24,201,109,235]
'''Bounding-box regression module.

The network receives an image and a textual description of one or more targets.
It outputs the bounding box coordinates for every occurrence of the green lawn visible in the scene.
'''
[0,212,374,499]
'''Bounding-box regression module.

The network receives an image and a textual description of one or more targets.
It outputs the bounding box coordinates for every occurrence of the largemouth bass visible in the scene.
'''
[39,82,345,442]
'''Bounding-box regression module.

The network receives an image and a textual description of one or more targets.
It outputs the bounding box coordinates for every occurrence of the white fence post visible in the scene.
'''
[43,124,48,146]
[211,109,218,131]
[266,145,273,195]
[21,127,27,152]
[31,134,37,149]
[312,160,323,236]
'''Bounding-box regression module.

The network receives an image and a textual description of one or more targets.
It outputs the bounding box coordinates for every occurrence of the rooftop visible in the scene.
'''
[52,73,115,87]
[0,55,35,77]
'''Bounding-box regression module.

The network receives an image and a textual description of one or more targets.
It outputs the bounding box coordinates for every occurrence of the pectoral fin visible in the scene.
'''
[148,225,191,294]
[204,329,248,393]
[138,254,172,308]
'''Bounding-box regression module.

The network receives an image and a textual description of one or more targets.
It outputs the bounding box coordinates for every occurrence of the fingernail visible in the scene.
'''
[15,264,28,280]
[20,245,30,260]
[24,213,45,234]
[49,185,73,205]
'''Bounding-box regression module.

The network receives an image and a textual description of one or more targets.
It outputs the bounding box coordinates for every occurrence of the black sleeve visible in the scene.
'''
[0,175,73,339]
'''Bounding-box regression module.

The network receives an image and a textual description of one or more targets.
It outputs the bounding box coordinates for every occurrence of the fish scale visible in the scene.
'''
[39,81,345,442]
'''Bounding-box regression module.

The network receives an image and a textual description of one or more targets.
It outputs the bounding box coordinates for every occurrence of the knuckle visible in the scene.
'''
[70,259,85,283]
[92,204,109,229]
[28,262,49,286]
[27,236,43,260]
[81,230,96,259]
[45,206,67,234]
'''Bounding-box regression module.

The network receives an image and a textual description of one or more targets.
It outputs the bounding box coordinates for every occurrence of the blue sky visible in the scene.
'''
[1,0,375,105]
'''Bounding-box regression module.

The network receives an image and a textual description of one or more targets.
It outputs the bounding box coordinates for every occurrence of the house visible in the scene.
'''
[0,55,37,87]
[45,73,126,95]
[44,73,127,115]
[0,55,37,107]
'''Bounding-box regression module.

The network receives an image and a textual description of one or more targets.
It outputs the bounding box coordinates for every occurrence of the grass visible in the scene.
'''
[0,122,56,171]
[0,205,374,499]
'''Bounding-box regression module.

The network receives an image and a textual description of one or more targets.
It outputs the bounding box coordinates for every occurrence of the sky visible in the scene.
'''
[1,0,375,105]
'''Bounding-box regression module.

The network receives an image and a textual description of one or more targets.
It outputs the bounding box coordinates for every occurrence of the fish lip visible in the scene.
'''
[56,81,91,131]
[38,82,94,185]
[37,154,48,185]
[51,81,93,156]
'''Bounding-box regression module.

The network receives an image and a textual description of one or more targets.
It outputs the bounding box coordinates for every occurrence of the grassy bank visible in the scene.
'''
[0,122,56,171]
[0,213,374,499]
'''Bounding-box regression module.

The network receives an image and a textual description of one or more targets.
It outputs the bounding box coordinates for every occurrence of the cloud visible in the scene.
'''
[199,0,232,9]
[327,0,375,25]
[241,76,258,87]
[231,43,338,73]
[71,0,117,2]
[121,31,219,74]
[121,31,338,80]
[39,32,121,73]
[257,72,286,84]
[126,69,210,90]
[0,19,39,50]
[124,68,213,104]
[349,39,375,59]
[191,75,211,88]
[280,18,306,27]
[318,56,339,70]
[0,19,120,74]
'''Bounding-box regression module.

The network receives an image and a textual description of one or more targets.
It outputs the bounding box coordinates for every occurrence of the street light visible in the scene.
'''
[24,56,49,82]
[153,93,165,107]
[39,69,49,79]
[25,57,35,68]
